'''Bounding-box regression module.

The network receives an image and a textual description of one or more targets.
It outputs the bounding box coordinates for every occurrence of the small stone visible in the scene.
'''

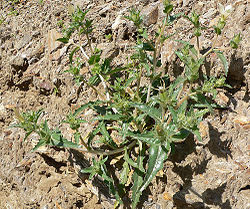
[47,29,63,55]
[112,14,125,30]
[183,0,191,7]
[216,92,229,105]
[203,8,217,19]
[141,3,159,26]
[140,0,151,6]
[0,103,7,120]
[99,4,111,16]
[10,55,29,72]
[50,45,67,61]
[15,34,32,50]
[97,43,119,60]
[39,80,53,91]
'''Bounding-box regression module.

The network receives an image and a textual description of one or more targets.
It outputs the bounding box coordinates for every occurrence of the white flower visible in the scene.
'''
[218,3,234,19]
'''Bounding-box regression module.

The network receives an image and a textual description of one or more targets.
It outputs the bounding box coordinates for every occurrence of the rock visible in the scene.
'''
[182,0,191,7]
[98,4,111,16]
[26,44,45,64]
[73,0,90,8]
[112,14,125,31]
[15,34,32,50]
[202,8,216,19]
[141,3,159,26]
[47,29,65,61]
[216,92,229,106]
[52,45,68,62]
[47,29,63,55]
[97,43,119,60]
[39,80,54,95]
[140,0,150,6]
[37,176,60,192]
[10,55,29,72]
[227,54,244,82]
[0,103,7,121]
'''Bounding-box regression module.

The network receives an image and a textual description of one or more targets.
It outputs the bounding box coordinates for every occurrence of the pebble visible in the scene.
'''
[141,3,159,26]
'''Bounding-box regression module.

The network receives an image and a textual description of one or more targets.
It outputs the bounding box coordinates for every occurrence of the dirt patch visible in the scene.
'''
[0,0,249,208]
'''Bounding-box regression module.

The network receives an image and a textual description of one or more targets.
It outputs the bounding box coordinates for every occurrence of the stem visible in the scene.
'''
[73,140,137,156]
[135,67,142,118]
[81,77,105,100]
[99,74,110,101]
[161,106,165,123]
[79,134,89,150]
[176,83,192,108]
[86,33,93,55]
[202,34,218,58]
[166,81,190,125]
[146,15,169,103]
[196,36,200,58]
[136,67,142,99]
[99,74,118,114]
[80,46,89,60]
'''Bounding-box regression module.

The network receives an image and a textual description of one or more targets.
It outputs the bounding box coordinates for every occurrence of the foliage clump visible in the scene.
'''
[14,1,240,208]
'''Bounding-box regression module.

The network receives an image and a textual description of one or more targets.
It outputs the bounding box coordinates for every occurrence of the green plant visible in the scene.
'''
[38,0,44,5]
[14,2,241,208]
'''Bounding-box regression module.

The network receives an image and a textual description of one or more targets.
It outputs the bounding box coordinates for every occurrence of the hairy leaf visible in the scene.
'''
[130,103,161,122]
[131,146,145,209]
[126,131,157,145]
[69,46,80,63]
[56,37,69,44]
[215,51,228,76]
[137,143,170,199]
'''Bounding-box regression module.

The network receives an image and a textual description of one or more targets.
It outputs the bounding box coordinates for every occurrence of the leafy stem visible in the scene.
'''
[76,140,137,156]
[146,14,169,103]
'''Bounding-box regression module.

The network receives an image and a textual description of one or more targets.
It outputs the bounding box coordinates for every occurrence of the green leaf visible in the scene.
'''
[163,4,173,14]
[99,122,117,148]
[131,145,145,209]
[172,129,190,142]
[100,162,123,204]
[87,121,105,147]
[74,132,80,144]
[93,114,126,121]
[56,37,69,44]
[190,93,212,111]
[138,143,170,194]
[167,12,183,25]
[126,131,157,145]
[105,66,127,76]
[120,161,130,185]
[192,128,202,142]
[135,43,155,51]
[73,100,105,116]
[130,103,161,123]
[215,51,228,76]
[32,139,47,151]
[81,166,94,174]
[50,134,79,148]
[88,54,101,65]
[169,106,177,123]
[124,148,139,169]
[69,46,80,63]
[89,74,101,86]
[24,131,33,141]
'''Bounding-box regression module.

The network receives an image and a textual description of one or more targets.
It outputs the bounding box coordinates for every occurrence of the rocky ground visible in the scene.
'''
[0,0,249,208]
